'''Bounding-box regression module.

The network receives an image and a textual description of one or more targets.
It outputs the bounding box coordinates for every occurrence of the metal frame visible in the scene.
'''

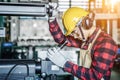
[0,2,48,16]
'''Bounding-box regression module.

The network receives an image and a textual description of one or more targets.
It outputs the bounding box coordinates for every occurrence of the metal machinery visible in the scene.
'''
[1,0,120,80]
[0,1,79,80]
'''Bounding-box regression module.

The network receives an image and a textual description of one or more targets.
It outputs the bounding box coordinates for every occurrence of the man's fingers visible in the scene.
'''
[52,47,58,53]
[47,52,54,60]
[48,47,57,54]
[47,48,56,58]
[48,48,53,55]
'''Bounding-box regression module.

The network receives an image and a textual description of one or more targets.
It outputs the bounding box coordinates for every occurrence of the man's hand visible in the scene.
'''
[48,3,58,22]
[47,47,67,68]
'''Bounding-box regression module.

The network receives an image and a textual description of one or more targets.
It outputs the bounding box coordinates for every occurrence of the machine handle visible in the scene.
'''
[57,40,68,51]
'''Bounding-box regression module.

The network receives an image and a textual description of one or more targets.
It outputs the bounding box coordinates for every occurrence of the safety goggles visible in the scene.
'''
[70,30,78,37]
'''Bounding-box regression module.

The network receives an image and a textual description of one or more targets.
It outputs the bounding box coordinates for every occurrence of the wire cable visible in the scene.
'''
[4,62,29,80]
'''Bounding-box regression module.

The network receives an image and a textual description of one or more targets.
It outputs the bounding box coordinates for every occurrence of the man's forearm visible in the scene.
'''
[49,18,66,44]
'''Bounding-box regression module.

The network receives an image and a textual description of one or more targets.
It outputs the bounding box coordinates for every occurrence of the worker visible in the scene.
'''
[47,7,118,80]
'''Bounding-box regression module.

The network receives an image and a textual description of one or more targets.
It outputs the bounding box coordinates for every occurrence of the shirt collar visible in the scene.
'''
[81,27,100,49]
[87,27,100,44]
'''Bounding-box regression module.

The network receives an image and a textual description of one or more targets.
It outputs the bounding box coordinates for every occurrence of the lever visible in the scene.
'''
[57,40,68,51]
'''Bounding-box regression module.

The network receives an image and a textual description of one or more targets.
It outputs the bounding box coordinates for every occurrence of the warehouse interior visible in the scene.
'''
[0,0,120,80]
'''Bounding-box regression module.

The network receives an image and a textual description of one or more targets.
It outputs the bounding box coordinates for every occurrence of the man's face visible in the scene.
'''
[70,26,89,41]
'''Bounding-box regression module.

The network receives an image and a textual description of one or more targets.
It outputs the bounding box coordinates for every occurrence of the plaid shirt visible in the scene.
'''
[49,19,118,80]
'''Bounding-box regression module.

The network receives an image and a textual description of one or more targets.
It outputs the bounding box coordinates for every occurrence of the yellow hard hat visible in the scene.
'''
[62,7,89,36]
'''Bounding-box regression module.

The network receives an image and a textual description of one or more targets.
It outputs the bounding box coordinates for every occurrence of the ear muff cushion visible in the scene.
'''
[82,12,95,29]
[82,17,91,29]
[84,16,93,29]
[85,18,90,27]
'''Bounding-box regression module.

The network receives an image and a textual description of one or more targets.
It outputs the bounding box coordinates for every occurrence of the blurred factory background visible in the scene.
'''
[0,0,120,80]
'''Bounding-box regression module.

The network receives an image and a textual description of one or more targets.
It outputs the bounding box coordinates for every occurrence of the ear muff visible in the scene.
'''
[84,17,92,29]
[82,12,95,29]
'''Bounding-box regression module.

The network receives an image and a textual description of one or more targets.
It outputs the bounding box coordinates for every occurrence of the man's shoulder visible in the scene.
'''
[97,31,117,45]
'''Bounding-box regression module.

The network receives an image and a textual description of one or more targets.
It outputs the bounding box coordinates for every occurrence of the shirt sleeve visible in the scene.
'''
[49,18,82,48]
[63,38,118,80]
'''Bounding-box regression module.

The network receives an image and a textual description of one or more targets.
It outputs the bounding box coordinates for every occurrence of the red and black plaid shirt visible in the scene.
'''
[49,19,118,80]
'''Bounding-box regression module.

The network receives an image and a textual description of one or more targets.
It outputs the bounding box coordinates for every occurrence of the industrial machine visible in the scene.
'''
[0,40,78,80]
[0,1,79,80]
[0,41,76,80]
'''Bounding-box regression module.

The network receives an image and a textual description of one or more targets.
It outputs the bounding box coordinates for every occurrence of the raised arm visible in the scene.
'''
[49,18,82,48]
